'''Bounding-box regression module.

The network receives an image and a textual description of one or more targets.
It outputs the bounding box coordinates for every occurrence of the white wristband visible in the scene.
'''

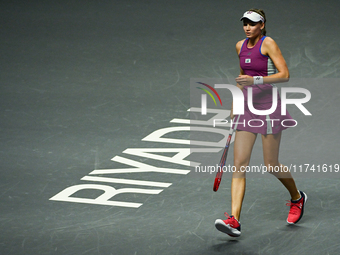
[253,76,263,85]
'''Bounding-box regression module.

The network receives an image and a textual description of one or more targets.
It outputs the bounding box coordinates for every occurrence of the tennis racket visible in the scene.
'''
[213,121,236,192]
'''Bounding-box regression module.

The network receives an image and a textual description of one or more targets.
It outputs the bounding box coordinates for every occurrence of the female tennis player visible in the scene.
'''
[214,9,307,237]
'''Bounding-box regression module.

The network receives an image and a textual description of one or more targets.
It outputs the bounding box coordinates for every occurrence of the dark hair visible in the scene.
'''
[248,8,266,36]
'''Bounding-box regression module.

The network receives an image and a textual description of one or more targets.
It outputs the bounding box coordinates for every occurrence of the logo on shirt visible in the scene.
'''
[245,58,251,63]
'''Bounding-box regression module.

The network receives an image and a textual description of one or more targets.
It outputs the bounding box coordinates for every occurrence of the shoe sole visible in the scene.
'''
[215,219,241,237]
[287,191,307,224]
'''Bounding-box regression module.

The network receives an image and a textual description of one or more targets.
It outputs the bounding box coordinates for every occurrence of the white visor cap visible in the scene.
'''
[240,11,265,23]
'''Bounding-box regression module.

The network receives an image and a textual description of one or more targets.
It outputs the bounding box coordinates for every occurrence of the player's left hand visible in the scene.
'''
[235,75,253,86]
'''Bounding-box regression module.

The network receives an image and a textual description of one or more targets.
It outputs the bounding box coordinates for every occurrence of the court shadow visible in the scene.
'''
[210,236,265,254]
[210,239,239,253]
[210,238,259,255]
[280,223,308,232]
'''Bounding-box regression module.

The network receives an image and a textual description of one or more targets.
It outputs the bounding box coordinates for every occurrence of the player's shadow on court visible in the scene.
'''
[209,223,309,254]
[282,223,308,232]
[210,239,239,253]
[211,239,259,255]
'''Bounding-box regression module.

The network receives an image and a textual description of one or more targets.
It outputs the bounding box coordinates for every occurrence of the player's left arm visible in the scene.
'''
[261,36,290,83]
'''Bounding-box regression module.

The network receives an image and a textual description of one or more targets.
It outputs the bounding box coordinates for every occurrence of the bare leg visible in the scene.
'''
[231,130,257,220]
[261,132,300,201]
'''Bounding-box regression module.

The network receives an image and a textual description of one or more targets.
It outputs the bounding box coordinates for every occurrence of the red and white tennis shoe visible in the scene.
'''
[286,190,307,224]
[215,213,241,237]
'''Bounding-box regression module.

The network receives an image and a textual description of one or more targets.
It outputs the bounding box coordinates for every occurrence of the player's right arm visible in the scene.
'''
[231,40,246,120]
